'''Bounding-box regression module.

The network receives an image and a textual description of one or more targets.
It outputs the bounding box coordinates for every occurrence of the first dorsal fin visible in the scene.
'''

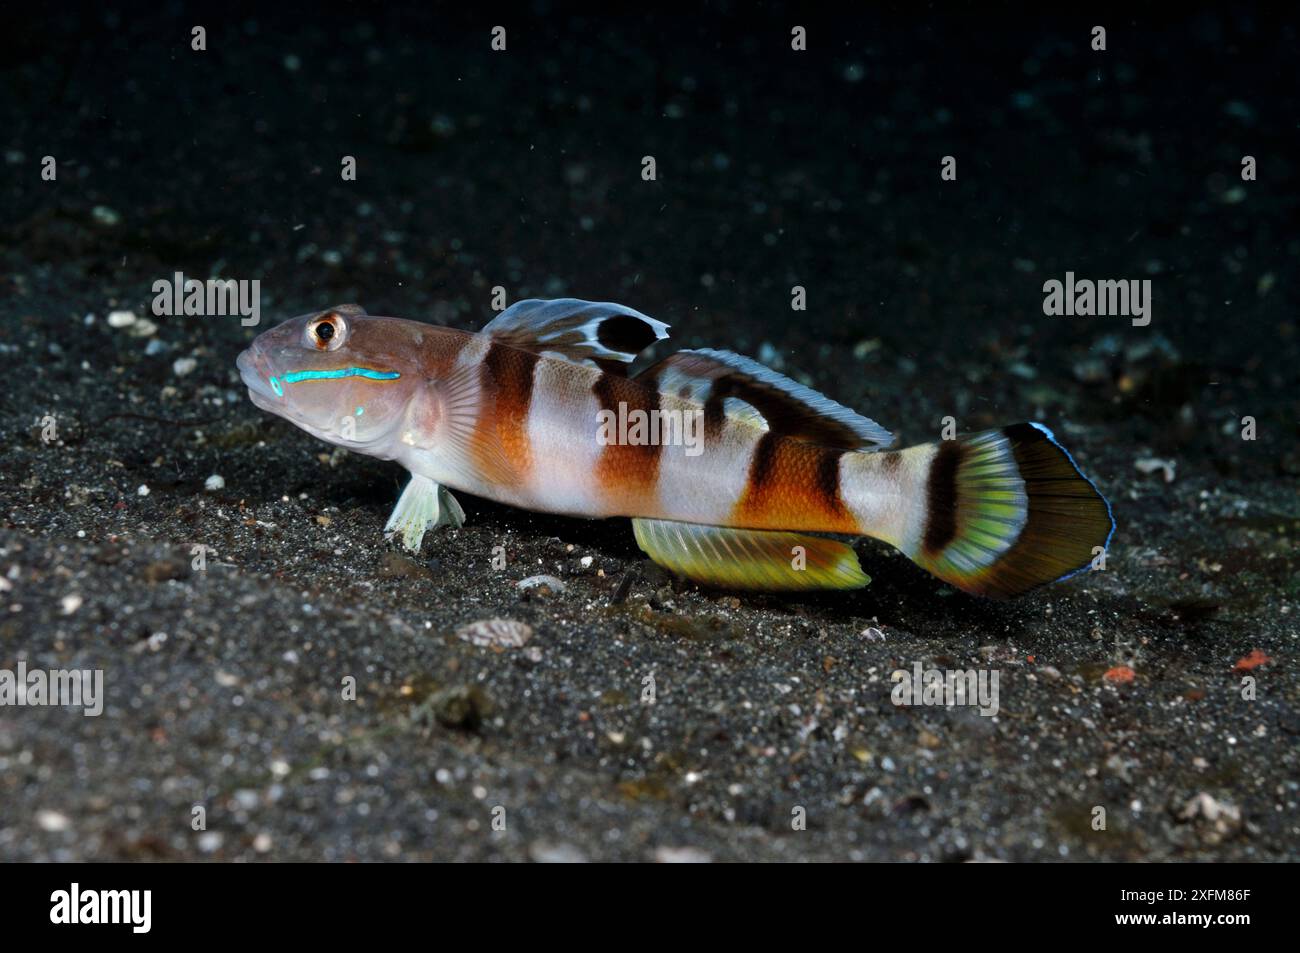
[638,348,894,451]
[482,298,670,373]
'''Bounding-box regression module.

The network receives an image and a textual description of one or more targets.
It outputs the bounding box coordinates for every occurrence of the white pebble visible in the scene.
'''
[107,310,137,328]
[197,831,223,852]
[60,593,83,615]
[136,484,150,497]
[1135,457,1177,483]
[204,474,225,492]
[37,809,71,832]
[172,356,198,377]
[529,842,589,864]
[654,845,712,864]
[517,574,566,595]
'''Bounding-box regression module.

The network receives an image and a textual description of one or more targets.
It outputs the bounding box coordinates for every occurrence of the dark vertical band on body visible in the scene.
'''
[923,440,962,554]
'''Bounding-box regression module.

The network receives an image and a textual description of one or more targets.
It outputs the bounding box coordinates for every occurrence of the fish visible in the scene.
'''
[236,299,1115,598]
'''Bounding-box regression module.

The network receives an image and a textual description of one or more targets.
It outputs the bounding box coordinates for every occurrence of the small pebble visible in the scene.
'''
[1103,665,1137,684]
[37,809,71,832]
[173,356,198,377]
[1178,792,1241,829]
[107,310,137,328]
[197,831,223,853]
[204,474,225,492]
[456,618,533,648]
[530,841,588,863]
[517,574,565,597]
[654,846,712,863]
[1233,649,1271,672]
[129,317,158,337]
[1135,457,1176,483]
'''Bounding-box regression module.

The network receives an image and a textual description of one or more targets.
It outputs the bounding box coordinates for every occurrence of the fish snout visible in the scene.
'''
[237,345,282,402]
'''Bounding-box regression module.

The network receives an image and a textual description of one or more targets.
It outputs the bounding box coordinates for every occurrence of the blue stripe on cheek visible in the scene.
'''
[281,367,402,384]
[270,376,284,396]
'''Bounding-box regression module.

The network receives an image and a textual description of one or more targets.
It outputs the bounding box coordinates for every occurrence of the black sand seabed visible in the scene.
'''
[0,7,1296,861]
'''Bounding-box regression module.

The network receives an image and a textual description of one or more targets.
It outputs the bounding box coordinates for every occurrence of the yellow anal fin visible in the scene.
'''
[631,518,870,592]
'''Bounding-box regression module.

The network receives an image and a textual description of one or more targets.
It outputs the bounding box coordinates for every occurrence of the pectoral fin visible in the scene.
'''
[384,474,466,552]
[631,518,870,591]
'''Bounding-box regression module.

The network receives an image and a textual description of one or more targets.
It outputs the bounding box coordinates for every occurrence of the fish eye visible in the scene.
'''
[307,312,347,351]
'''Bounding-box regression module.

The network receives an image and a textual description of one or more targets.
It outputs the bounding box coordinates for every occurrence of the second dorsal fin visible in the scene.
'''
[638,348,894,451]
[482,298,669,373]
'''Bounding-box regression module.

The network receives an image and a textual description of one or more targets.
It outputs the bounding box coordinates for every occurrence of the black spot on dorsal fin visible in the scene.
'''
[596,313,662,356]
[481,298,669,374]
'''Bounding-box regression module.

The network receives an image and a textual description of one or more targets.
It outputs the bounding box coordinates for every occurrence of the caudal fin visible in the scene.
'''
[908,423,1114,599]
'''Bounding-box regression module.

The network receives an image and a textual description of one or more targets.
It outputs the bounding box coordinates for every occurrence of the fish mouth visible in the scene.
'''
[237,346,282,404]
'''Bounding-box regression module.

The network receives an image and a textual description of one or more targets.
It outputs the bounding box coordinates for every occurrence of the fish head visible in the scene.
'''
[237,305,422,452]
